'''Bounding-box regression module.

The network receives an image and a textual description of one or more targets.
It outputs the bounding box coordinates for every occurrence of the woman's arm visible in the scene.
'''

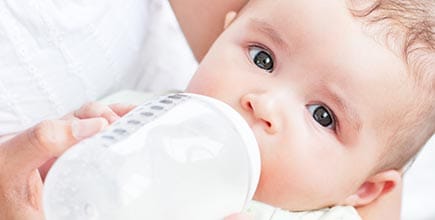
[169,0,248,61]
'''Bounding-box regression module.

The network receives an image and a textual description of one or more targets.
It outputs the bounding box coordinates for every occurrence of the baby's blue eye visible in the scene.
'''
[307,104,335,129]
[248,46,274,72]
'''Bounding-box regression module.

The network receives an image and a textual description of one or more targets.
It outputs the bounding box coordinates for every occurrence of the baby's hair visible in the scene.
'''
[348,0,434,171]
[242,0,433,171]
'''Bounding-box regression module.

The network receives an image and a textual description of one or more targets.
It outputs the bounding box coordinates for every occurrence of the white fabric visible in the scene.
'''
[246,200,361,220]
[1,0,433,219]
[0,0,197,136]
[134,0,197,92]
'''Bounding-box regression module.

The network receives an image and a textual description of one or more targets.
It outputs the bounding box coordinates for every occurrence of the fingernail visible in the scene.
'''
[109,114,120,123]
[72,118,108,139]
[103,112,120,124]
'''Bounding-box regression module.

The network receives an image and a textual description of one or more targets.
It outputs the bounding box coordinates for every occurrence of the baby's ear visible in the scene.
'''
[224,11,238,29]
[343,169,401,207]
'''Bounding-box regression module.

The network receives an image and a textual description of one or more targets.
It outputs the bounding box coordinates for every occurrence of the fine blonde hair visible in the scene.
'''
[349,0,434,171]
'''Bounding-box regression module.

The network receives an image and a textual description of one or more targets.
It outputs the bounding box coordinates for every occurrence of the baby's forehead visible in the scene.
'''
[243,5,426,133]
[242,0,434,168]
[240,1,429,118]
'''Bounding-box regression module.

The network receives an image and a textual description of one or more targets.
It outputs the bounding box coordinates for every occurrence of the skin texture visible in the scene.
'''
[169,0,248,61]
[0,103,135,219]
[0,1,407,219]
[185,0,414,216]
[171,0,404,218]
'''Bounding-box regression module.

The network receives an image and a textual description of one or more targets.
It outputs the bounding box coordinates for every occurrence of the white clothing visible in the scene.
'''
[2,1,433,219]
[0,0,196,136]
[246,200,361,220]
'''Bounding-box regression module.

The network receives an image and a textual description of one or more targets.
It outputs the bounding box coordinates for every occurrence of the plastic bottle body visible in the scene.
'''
[43,93,260,220]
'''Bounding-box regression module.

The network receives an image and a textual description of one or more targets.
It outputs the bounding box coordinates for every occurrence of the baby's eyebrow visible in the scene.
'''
[328,87,362,134]
[248,18,291,54]
[249,18,362,138]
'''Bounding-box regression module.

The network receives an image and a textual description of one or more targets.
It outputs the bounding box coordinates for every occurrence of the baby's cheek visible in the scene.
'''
[253,156,299,205]
[186,79,210,96]
[254,149,338,209]
[186,67,220,94]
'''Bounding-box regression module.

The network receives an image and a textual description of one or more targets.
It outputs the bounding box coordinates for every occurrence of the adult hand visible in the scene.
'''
[0,102,135,220]
[225,213,253,220]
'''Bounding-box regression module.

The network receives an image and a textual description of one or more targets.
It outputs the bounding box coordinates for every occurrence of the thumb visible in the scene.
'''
[0,118,107,175]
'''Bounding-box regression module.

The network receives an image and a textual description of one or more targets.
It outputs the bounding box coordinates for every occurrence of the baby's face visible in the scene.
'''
[187,0,416,210]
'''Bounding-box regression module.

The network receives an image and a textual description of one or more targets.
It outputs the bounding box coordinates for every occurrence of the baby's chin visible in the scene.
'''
[252,185,337,212]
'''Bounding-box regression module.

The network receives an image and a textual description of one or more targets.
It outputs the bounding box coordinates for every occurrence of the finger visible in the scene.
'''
[224,213,253,220]
[72,102,120,123]
[108,103,137,117]
[38,117,109,180]
[0,118,107,175]
[38,158,56,182]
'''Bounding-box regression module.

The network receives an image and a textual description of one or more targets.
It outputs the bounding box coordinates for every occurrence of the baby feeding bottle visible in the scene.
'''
[43,93,261,220]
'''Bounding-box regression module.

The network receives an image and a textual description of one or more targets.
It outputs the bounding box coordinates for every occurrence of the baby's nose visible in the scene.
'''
[240,93,281,134]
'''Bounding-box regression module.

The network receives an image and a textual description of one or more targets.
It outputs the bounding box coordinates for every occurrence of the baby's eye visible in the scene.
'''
[307,104,336,130]
[248,46,274,72]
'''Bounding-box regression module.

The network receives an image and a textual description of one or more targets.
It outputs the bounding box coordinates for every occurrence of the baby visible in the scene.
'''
[1,0,431,219]
[182,0,434,218]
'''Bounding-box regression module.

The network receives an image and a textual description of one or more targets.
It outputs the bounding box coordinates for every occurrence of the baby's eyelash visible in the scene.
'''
[247,44,275,72]
[307,103,339,133]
